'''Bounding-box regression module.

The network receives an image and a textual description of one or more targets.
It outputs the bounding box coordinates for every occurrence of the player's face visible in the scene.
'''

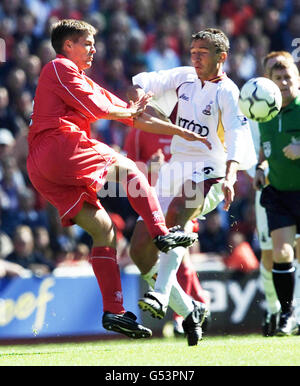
[66,32,96,71]
[190,39,225,82]
[271,67,300,107]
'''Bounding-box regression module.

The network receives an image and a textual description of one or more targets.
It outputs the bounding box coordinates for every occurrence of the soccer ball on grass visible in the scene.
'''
[238,77,282,123]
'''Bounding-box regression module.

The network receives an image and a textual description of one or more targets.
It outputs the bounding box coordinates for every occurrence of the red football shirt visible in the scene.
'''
[28,54,133,145]
[27,55,133,226]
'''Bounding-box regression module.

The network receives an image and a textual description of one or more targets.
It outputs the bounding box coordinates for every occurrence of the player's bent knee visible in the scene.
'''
[273,244,294,263]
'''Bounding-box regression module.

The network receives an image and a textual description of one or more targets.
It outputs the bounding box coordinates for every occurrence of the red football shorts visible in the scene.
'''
[27,127,117,226]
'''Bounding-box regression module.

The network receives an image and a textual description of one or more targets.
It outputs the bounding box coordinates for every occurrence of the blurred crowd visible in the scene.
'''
[0,0,298,278]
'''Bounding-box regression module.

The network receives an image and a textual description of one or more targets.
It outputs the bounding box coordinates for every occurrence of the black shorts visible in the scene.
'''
[260,185,300,233]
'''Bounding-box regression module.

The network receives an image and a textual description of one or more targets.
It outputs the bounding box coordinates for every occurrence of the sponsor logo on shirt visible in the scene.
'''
[178,116,209,136]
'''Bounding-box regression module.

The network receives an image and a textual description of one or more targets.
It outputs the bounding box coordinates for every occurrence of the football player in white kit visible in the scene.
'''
[128,28,257,345]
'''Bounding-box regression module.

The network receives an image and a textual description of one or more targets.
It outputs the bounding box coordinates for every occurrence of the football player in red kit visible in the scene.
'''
[27,19,210,339]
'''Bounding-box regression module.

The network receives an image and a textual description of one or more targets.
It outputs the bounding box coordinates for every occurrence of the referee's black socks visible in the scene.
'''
[272,262,295,314]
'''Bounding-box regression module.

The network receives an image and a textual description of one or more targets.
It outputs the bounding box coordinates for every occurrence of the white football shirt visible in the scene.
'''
[132,66,257,170]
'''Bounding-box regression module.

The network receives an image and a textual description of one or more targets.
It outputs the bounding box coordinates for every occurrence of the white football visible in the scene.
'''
[238,77,282,123]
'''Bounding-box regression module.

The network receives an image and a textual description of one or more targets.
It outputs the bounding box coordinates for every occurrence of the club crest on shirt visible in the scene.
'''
[202,101,213,115]
[237,115,248,125]
[263,141,271,158]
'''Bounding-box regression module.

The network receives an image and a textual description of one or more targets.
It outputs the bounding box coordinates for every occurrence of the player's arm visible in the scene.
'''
[219,84,257,209]
[133,112,212,148]
[132,66,195,97]
[253,148,268,190]
[222,160,239,211]
[50,61,149,121]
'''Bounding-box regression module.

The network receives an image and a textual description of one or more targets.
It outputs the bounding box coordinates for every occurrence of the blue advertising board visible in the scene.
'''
[0,273,140,339]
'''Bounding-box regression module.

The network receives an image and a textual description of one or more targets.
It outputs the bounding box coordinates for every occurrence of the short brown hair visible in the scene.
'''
[263,51,294,70]
[191,28,230,53]
[51,19,97,54]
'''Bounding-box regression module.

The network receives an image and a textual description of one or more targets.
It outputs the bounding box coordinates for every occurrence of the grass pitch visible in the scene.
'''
[0,334,300,366]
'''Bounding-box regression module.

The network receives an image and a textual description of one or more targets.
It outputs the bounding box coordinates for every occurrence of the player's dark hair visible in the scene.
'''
[51,19,97,54]
[192,28,230,53]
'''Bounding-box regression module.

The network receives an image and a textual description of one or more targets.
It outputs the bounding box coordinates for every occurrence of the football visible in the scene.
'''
[238,77,282,123]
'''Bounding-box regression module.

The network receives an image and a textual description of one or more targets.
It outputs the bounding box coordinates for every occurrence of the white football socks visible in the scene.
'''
[141,248,194,319]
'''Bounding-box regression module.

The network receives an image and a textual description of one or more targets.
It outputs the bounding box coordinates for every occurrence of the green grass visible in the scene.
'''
[0,334,300,366]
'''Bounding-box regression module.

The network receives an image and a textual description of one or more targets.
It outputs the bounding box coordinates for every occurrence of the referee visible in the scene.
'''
[254,58,300,336]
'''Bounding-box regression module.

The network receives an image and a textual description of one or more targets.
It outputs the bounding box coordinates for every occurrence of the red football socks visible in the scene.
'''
[123,172,168,238]
[90,246,125,314]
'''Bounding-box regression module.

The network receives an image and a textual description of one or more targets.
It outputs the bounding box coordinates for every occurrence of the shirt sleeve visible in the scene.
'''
[132,66,196,97]
[218,83,257,170]
[49,60,130,122]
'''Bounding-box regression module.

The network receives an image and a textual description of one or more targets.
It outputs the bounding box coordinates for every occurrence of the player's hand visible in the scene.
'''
[127,85,146,102]
[283,143,300,160]
[222,180,235,211]
[253,169,265,191]
[129,92,153,117]
[180,130,212,149]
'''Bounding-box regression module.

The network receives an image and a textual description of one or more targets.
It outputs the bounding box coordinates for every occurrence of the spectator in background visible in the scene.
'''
[0,155,26,236]
[0,128,15,163]
[23,55,42,96]
[0,210,13,260]
[37,39,56,68]
[0,88,22,137]
[24,0,52,38]
[282,13,300,53]
[220,0,254,36]
[33,225,53,262]
[198,210,229,258]
[14,91,33,128]
[50,0,82,21]
[0,259,29,278]
[145,33,181,72]
[5,225,55,275]
[263,8,285,52]
[13,10,39,53]
[224,231,259,273]
[52,234,76,266]
[6,67,28,106]
[16,187,49,230]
